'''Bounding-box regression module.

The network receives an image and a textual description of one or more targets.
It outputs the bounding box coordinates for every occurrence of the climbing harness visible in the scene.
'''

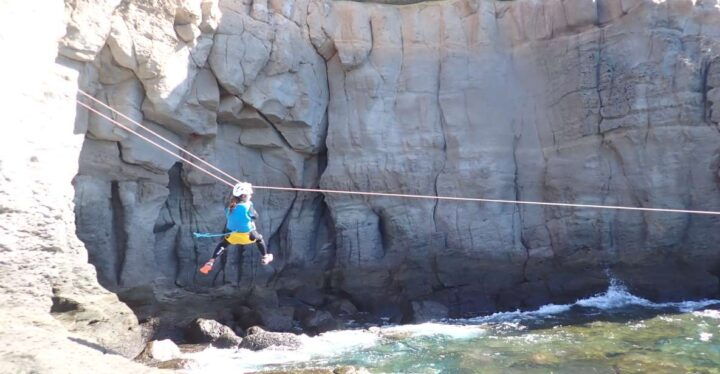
[225,232,256,245]
[192,232,256,245]
[76,90,720,216]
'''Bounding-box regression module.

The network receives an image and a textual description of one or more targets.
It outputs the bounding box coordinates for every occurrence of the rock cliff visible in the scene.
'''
[318,0,720,313]
[4,0,720,369]
[0,1,153,372]
[68,0,720,319]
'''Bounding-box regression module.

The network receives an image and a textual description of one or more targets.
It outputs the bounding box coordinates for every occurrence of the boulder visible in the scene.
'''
[145,339,181,361]
[185,318,242,348]
[239,326,302,351]
[156,359,192,370]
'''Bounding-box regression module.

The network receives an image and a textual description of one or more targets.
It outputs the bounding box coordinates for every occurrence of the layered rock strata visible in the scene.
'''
[0,0,154,372]
[8,4,720,370]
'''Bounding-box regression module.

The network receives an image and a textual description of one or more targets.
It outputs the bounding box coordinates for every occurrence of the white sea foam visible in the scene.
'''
[181,279,720,373]
[575,280,719,312]
[673,300,720,313]
[181,330,379,373]
[382,322,485,339]
[466,303,573,324]
[575,281,654,309]
[463,279,720,325]
[693,309,720,319]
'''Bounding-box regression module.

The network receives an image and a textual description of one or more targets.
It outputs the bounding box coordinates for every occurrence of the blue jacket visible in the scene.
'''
[226,201,256,233]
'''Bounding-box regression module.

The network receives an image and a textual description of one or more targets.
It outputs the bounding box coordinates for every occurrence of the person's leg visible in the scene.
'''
[212,239,230,258]
[200,239,230,274]
[250,231,272,264]
[249,231,267,256]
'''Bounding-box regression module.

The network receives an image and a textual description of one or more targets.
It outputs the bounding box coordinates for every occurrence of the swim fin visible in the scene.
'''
[199,259,215,274]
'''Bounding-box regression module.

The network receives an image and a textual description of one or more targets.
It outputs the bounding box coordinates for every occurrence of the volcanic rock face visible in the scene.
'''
[62,0,720,324]
[318,0,720,312]
[0,1,152,372]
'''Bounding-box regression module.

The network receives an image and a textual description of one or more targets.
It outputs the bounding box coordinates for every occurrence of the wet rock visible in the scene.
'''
[427,287,497,319]
[238,326,302,351]
[249,367,370,374]
[613,266,720,302]
[178,344,208,354]
[297,308,340,335]
[411,300,449,323]
[328,299,359,317]
[371,304,404,324]
[185,318,242,348]
[155,358,192,370]
[253,367,370,374]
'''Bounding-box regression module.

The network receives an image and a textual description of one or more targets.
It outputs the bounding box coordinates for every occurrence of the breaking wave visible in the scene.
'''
[181,279,719,373]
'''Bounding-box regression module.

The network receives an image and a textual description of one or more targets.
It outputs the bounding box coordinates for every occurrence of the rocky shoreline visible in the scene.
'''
[124,280,455,371]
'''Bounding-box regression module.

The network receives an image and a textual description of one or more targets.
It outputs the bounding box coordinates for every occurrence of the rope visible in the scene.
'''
[235,186,720,216]
[76,91,720,216]
[193,232,229,239]
[76,100,234,187]
[78,89,241,184]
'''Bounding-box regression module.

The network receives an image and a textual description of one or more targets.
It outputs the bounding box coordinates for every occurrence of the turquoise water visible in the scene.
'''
[183,282,720,373]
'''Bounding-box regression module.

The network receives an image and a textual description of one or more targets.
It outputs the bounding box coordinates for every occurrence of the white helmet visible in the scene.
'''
[232,182,253,197]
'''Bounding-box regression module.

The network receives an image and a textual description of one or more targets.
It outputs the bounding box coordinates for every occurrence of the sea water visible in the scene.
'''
[182,281,720,373]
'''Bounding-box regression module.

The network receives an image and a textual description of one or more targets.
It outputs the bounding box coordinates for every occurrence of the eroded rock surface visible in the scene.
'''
[67,0,720,319]
[239,326,303,351]
[318,0,720,312]
[185,318,242,348]
[0,1,152,372]
[7,3,720,371]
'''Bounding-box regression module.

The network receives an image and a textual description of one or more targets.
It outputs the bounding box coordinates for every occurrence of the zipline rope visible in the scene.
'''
[76,100,234,188]
[76,91,720,216]
[78,89,241,185]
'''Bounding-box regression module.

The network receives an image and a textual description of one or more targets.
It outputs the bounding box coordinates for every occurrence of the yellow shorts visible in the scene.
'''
[225,232,256,245]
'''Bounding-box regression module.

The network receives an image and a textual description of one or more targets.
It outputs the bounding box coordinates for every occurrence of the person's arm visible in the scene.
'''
[249,203,258,220]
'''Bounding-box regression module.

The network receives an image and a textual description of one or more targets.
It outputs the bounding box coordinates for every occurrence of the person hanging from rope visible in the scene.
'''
[199,182,273,274]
